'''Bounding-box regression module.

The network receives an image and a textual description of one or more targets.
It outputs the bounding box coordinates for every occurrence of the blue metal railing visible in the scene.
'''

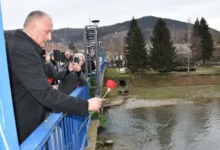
[0,3,20,150]
[20,85,90,150]
[100,49,105,74]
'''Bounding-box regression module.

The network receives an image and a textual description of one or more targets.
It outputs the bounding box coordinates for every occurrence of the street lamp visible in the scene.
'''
[91,20,100,27]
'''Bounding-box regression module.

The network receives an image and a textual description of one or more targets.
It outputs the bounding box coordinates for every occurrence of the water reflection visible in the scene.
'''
[153,106,177,150]
[99,99,220,150]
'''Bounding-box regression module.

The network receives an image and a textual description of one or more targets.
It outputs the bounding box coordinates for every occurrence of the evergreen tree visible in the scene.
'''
[150,18,176,72]
[124,17,148,73]
[199,17,214,64]
[190,18,202,63]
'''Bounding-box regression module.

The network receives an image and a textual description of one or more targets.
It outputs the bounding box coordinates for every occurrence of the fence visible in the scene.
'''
[20,85,91,150]
[0,3,20,150]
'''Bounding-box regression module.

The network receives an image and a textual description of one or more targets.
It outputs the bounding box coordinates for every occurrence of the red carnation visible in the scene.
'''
[105,79,117,89]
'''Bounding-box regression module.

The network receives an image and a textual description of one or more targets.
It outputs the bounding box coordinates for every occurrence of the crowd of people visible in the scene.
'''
[5,10,103,144]
[45,50,89,95]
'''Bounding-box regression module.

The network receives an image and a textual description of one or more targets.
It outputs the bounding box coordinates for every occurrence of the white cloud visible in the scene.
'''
[1,0,220,31]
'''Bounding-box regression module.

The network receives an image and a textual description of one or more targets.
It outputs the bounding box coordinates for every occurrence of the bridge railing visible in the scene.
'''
[20,85,90,150]
[0,3,20,150]
[100,49,105,74]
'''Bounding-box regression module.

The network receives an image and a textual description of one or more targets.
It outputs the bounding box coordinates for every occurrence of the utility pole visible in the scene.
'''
[187,18,191,73]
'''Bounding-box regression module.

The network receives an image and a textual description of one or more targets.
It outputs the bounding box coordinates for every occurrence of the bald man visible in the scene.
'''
[65,51,72,60]
[5,10,102,144]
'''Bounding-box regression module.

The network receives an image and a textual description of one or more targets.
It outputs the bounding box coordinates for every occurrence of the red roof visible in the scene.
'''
[44,43,72,52]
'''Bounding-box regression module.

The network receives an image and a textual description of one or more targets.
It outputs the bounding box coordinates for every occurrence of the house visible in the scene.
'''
[44,42,72,52]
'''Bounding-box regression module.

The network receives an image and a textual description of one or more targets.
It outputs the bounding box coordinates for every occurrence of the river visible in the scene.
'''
[97,99,220,150]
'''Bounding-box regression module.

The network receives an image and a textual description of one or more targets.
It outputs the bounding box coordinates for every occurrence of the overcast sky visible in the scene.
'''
[2,0,220,31]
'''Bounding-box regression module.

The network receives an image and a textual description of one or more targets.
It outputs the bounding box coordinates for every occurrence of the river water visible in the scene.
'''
[97,99,220,150]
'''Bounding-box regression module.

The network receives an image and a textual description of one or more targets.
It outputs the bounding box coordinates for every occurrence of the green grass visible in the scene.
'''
[130,85,220,100]
[104,67,220,100]
[104,68,134,78]
[131,75,220,87]
[130,75,220,99]
[105,67,220,78]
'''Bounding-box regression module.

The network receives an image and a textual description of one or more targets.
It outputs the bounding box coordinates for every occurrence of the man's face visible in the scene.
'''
[65,52,71,59]
[33,16,53,48]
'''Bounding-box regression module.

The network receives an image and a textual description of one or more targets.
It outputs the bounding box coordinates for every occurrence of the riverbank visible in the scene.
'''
[102,84,220,109]
[104,67,220,99]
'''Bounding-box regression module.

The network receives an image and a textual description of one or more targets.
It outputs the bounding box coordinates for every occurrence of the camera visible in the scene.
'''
[73,57,79,64]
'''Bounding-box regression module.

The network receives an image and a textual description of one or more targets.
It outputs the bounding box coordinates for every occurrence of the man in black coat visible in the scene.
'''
[5,10,102,144]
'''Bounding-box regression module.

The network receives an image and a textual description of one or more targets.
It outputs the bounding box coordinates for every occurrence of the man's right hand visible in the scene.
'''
[88,97,102,112]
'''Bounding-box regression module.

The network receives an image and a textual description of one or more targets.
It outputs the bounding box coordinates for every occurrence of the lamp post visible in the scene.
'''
[187,51,190,73]
[91,20,102,96]
[91,20,100,26]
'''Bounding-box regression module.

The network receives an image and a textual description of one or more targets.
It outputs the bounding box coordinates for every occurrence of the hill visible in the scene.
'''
[5,16,220,49]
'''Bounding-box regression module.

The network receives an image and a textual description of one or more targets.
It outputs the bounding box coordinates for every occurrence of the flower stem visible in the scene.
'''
[78,88,111,134]
[102,88,111,99]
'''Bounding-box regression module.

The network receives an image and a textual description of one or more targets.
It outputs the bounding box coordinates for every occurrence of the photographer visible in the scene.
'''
[58,53,88,94]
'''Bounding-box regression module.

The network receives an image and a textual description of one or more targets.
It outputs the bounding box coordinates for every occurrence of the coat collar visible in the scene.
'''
[14,30,44,55]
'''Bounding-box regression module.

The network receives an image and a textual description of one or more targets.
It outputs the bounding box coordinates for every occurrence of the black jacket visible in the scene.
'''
[5,30,89,144]
[45,61,69,81]
[45,61,88,94]
[58,71,88,95]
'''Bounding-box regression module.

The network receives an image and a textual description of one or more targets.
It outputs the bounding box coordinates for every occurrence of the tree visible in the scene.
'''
[190,18,202,63]
[68,41,76,52]
[124,17,148,73]
[199,17,214,64]
[149,18,177,72]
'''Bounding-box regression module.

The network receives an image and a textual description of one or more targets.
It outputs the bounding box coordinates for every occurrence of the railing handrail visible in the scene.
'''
[0,4,20,150]
[20,85,88,150]
[20,113,64,150]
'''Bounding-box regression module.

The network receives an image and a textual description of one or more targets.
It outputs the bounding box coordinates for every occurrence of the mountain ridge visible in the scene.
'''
[5,16,220,48]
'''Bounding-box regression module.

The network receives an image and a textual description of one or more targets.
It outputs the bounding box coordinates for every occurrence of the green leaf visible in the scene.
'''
[98,115,106,126]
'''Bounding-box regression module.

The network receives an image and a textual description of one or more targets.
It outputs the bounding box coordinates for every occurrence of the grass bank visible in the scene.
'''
[130,85,220,100]
[104,67,220,100]
[105,67,220,78]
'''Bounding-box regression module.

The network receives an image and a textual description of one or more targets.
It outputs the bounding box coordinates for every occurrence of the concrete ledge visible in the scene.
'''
[84,119,99,150]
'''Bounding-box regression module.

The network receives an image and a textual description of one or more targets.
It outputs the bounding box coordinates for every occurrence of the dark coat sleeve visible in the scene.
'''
[10,43,88,116]
[45,62,70,80]
[78,72,88,86]
[61,61,69,70]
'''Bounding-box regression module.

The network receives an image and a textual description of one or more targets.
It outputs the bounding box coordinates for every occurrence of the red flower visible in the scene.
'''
[105,79,117,89]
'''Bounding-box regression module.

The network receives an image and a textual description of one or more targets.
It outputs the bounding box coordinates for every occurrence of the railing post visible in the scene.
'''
[0,3,19,150]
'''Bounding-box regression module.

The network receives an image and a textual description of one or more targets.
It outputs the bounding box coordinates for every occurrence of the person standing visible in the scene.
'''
[5,10,102,144]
